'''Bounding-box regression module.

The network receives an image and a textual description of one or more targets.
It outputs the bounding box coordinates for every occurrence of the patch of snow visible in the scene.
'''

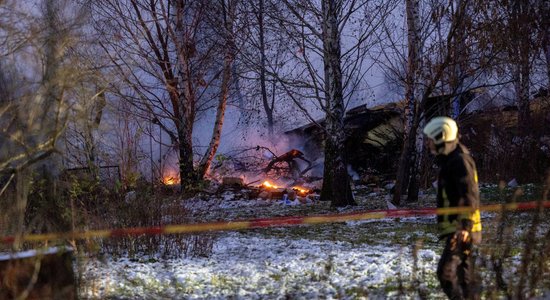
[81,232,440,299]
[0,246,72,261]
[222,192,236,201]
[347,165,360,181]
[385,198,397,210]
[79,187,550,298]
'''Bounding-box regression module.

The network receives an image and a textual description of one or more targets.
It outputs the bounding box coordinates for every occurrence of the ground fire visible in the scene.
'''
[261,180,279,189]
[162,175,179,185]
[291,186,310,197]
[254,180,315,203]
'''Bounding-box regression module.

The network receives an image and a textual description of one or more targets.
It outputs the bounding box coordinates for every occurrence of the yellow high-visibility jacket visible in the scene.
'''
[436,143,482,243]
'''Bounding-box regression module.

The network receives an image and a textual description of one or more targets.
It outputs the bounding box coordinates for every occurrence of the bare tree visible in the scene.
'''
[234,0,289,138]
[508,0,536,135]
[392,0,423,205]
[385,0,483,204]
[476,0,542,135]
[91,0,241,189]
[0,0,86,246]
[543,0,550,89]
[264,0,397,206]
[197,0,238,178]
[256,0,274,136]
[63,85,107,176]
[317,0,354,206]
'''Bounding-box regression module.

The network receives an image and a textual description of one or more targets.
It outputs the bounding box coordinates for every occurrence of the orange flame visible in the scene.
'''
[262,181,278,189]
[163,176,179,185]
[292,186,310,195]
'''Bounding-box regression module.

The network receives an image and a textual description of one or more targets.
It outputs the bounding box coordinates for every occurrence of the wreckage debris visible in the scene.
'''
[222,177,245,187]
[263,149,312,179]
[257,180,318,204]
[218,177,318,204]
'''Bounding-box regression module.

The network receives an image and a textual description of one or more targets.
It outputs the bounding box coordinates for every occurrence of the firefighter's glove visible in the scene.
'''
[450,229,472,255]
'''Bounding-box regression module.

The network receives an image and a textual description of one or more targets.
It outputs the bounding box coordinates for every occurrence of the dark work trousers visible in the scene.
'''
[437,234,479,300]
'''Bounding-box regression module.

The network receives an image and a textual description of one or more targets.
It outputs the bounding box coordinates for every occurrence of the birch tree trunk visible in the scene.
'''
[545,31,550,89]
[511,0,532,136]
[515,61,531,135]
[83,89,106,179]
[320,0,356,207]
[450,0,466,119]
[544,0,550,89]
[177,118,196,188]
[174,1,198,188]
[13,170,30,250]
[258,0,274,137]
[393,0,422,205]
[406,109,424,202]
[4,0,73,248]
[197,0,235,178]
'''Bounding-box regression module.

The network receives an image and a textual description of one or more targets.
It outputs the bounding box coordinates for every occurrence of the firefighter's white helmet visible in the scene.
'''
[423,116,458,144]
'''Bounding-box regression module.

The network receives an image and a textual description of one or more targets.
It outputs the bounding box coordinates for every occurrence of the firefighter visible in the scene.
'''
[423,116,482,299]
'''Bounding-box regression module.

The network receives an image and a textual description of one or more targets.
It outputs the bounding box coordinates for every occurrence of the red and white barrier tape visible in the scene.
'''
[1,200,549,244]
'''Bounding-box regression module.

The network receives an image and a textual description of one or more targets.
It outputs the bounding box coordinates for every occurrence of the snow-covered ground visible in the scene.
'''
[79,191,450,299]
[81,231,443,299]
[78,187,550,299]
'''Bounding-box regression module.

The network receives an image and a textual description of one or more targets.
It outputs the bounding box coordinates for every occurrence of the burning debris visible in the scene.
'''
[291,186,310,197]
[163,176,179,186]
[213,177,318,205]
[260,180,279,189]
[256,180,317,204]
[205,146,322,204]
[161,167,181,186]
[155,145,321,203]
[262,149,313,179]
[207,146,320,186]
